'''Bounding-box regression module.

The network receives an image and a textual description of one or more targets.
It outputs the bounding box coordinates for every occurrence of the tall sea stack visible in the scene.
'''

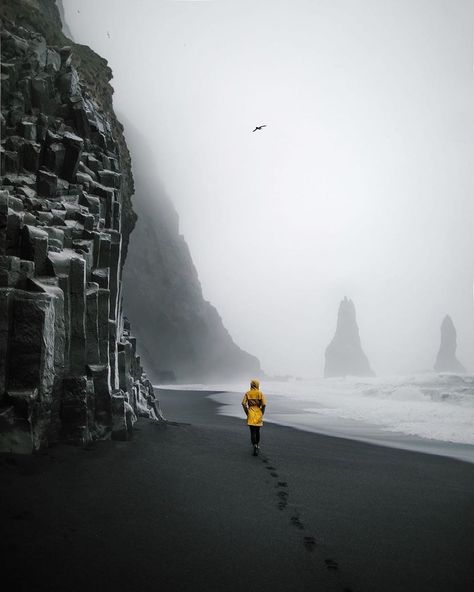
[434,315,465,373]
[0,0,162,452]
[324,297,374,378]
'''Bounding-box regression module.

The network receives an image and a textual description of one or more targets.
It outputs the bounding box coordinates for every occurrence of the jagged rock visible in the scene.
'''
[111,393,136,441]
[69,256,86,374]
[2,149,20,175]
[0,289,15,398]
[85,282,100,364]
[118,340,133,398]
[31,75,52,112]
[31,278,66,441]
[37,168,58,197]
[0,405,35,454]
[61,376,90,445]
[97,289,110,365]
[324,297,374,378]
[7,210,22,256]
[59,46,73,69]
[71,99,91,139]
[44,132,66,174]
[87,364,111,437]
[8,195,23,212]
[8,291,55,395]
[21,141,41,173]
[98,169,121,189]
[62,131,83,181]
[20,120,37,141]
[0,255,21,288]
[5,290,56,449]
[43,226,64,251]
[434,315,465,373]
[0,193,8,253]
[21,225,48,274]
[0,10,163,452]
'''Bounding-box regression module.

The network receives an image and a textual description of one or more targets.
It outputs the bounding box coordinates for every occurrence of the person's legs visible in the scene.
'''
[249,426,257,445]
[249,426,261,455]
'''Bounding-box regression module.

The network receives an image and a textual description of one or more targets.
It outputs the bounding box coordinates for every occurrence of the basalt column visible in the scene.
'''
[0,16,163,453]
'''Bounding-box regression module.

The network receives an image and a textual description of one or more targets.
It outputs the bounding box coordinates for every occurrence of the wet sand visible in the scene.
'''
[1,388,473,592]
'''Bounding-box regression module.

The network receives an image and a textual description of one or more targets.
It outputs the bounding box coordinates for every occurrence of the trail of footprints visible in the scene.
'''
[260,455,352,590]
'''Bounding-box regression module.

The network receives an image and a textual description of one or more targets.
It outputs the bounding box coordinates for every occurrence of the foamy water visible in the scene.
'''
[158,373,474,463]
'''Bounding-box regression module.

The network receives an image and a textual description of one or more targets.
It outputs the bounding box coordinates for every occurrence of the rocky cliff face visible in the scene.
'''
[122,125,261,383]
[324,297,374,378]
[0,2,162,453]
[434,315,465,373]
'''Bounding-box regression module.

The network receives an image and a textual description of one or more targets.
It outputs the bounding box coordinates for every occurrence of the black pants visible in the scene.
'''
[249,426,261,446]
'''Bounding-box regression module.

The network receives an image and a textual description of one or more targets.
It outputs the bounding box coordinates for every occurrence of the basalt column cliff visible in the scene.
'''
[0,1,162,453]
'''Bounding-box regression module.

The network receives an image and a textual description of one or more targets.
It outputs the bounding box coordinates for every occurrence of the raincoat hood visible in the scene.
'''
[250,379,260,390]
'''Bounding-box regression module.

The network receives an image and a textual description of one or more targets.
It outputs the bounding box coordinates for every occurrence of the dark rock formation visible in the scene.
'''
[434,315,465,373]
[324,297,374,378]
[0,4,162,453]
[122,123,261,383]
[0,0,136,259]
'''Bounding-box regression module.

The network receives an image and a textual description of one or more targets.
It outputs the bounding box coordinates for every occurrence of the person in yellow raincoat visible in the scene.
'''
[241,379,267,456]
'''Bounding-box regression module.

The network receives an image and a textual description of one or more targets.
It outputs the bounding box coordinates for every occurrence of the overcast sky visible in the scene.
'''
[63,0,474,377]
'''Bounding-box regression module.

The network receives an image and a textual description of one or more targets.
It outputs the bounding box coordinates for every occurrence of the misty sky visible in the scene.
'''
[63,0,474,377]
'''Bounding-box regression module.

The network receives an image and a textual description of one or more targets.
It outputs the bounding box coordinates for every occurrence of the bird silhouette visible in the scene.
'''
[107,31,111,39]
[252,125,267,132]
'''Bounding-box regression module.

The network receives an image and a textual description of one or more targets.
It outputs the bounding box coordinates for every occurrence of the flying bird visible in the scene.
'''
[107,31,111,39]
[252,124,267,132]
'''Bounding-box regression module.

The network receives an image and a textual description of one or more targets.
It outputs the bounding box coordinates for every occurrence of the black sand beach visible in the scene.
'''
[2,389,474,592]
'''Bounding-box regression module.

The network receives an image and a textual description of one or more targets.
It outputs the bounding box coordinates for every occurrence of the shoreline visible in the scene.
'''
[207,390,474,465]
[2,388,473,592]
[158,386,474,465]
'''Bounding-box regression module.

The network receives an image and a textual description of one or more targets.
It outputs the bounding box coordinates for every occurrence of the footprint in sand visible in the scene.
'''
[273,479,288,509]
[270,472,278,478]
[303,536,317,551]
[324,558,339,570]
[265,466,276,471]
[278,491,288,510]
[277,481,288,488]
[290,514,304,530]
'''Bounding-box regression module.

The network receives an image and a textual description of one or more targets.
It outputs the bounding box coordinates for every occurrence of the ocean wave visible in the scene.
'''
[158,373,474,446]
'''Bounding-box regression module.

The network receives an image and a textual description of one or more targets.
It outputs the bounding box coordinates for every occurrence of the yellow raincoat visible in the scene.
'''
[242,379,267,427]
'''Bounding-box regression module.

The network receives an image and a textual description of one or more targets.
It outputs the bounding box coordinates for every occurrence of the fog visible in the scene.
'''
[63,0,474,377]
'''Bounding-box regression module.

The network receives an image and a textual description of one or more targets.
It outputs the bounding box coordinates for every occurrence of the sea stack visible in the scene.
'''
[434,315,465,373]
[324,297,374,378]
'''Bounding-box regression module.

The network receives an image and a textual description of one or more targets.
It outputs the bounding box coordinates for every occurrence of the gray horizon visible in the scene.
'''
[63,0,474,377]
